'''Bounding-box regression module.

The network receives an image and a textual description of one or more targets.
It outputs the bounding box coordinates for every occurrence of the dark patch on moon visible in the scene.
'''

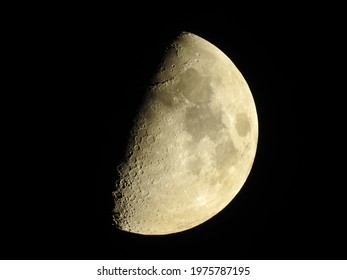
[214,137,237,169]
[152,85,178,107]
[235,112,251,137]
[184,104,224,142]
[178,68,213,104]
[186,155,204,176]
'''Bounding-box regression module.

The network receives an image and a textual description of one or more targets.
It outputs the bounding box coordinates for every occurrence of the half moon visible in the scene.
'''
[113,31,258,235]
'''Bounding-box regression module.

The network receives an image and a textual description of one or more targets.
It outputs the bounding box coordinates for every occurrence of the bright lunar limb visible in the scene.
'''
[113,31,258,235]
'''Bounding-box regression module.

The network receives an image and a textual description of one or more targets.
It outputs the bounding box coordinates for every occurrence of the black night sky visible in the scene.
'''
[3,6,345,260]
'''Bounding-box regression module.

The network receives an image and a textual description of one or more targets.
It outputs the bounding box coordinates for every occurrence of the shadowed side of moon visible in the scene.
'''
[113,32,258,235]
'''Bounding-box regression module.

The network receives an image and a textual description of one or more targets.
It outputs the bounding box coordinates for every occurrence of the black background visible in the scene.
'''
[2,6,346,260]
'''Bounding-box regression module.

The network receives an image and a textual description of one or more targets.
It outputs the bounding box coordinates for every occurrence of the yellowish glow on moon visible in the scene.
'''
[113,32,258,235]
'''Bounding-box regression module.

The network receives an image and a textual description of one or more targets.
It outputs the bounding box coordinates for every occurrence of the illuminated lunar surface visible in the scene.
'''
[113,32,258,235]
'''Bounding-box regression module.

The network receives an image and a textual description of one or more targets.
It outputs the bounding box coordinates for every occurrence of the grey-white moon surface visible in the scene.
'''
[113,31,258,235]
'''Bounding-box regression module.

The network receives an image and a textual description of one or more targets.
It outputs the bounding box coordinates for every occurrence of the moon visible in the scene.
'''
[113,32,258,235]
